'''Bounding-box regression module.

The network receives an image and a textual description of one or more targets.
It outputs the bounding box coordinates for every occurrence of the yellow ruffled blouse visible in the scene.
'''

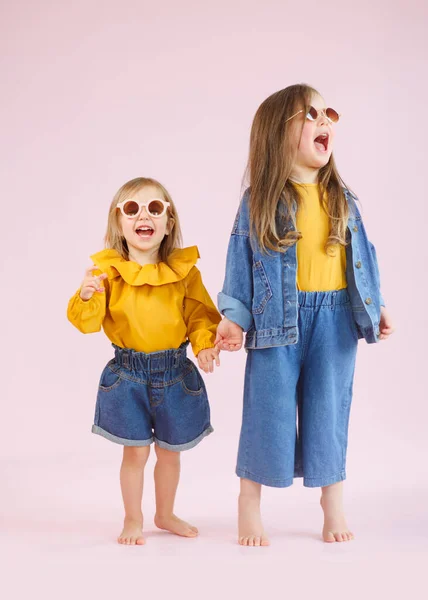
[67,246,221,356]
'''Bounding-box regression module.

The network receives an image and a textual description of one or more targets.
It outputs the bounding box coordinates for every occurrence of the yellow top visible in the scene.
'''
[294,183,347,292]
[67,246,221,356]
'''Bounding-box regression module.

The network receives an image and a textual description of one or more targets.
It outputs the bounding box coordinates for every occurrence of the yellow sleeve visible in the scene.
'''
[67,282,107,334]
[183,267,222,356]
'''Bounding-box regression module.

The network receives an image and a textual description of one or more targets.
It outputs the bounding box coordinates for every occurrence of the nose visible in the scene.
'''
[318,110,329,127]
[138,206,150,220]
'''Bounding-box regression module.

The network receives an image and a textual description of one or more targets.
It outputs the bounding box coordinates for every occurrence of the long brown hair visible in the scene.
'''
[105,177,183,263]
[246,83,349,254]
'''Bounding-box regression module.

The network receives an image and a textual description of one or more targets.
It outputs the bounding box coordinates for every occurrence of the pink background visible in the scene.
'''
[1,0,427,596]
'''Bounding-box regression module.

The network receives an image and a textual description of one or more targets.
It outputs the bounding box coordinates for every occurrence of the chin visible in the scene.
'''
[313,154,331,169]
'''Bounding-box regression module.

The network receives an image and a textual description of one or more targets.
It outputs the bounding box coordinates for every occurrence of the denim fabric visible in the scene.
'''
[92,342,213,451]
[236,289,357,488]
[218,188,385,348]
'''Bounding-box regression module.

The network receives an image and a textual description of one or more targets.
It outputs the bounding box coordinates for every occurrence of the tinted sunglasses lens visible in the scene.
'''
[148,200,165,216]
[307,106,318,121]
[122,200,140,216]
[326,108,339,123]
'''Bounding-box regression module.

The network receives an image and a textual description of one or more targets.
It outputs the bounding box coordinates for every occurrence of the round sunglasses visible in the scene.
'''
[286,106,340,124]
[116,198,170,219]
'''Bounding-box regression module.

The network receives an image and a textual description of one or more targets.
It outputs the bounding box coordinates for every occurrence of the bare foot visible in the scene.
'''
[320,483,354,543]
[154,514,198,538]
[238,493,270,547]
[118,517,145,545]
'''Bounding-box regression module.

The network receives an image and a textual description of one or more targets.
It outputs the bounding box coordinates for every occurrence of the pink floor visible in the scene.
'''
[2,438,426,599]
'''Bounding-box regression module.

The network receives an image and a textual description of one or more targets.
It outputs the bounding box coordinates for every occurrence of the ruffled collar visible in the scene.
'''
[90,246,199,287]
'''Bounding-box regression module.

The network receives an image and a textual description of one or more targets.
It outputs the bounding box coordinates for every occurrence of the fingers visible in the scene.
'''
[198,349,221,372]
[216,340,242,352]
[198,354,213,374]
[85,265,101,276]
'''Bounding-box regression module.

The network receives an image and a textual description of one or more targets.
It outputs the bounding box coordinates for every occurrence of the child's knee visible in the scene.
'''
[155,445,180,464]
[123,445,151,467]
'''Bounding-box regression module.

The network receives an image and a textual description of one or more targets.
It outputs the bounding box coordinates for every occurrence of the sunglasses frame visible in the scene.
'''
[116,198,171,219]
[285,106,341,124]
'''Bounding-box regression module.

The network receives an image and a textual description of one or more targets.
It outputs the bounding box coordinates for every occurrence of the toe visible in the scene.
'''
[335,533,343,542]
[248,537,255,547]
[254,537,261,547]
[261,537,270,547]
[324,531,335,543]
[136,537,145,546]
[190,526,199,534]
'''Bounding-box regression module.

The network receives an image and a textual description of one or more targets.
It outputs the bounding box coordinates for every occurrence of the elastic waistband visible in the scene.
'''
[298,288,349,308]
[113,342,188,373]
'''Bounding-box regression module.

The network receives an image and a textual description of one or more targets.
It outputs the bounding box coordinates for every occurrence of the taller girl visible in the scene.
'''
[216,84,394,546]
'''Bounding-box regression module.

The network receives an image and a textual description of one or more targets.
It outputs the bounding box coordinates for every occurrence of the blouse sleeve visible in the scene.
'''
[67,278,108,334]
[183,267,222,356]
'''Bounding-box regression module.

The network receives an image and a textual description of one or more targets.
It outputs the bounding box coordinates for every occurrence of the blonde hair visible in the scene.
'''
[246,83,349,255]
[105,177,183,263]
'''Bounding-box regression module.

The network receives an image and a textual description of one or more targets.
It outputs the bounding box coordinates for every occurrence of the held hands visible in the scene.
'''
[79,266,108,301]
[379,306,395,341]
[215,317,243,352]
[197,348,220,373]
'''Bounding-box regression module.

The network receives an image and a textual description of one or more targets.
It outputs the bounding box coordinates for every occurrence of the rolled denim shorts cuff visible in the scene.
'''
[154,425,213,452]
[92,425,154,446]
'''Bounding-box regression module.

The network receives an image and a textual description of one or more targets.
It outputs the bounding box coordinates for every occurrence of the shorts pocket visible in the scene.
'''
[181,362,204,397]
[252,260,272,315]
[99,363,123,392]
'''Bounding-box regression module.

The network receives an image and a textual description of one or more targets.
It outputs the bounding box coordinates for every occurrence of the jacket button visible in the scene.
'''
[365,297,372,305]
[355,261,362,268]
[353,225,358,232]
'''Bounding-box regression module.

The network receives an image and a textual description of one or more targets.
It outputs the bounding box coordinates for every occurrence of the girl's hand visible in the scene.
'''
[215,317,243,352]
[197,348,220,373]
[379,307,395,341]
[79,266,108,301]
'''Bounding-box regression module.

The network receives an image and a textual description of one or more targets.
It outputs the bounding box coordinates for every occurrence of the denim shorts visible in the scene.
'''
[236,289,358,488]
[92,342,213,451]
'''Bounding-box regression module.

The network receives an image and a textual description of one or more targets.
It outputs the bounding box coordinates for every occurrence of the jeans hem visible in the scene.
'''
[154,425,214,452]
[303,470,347,488]
[92,425,153,446]
[236,467,294,488]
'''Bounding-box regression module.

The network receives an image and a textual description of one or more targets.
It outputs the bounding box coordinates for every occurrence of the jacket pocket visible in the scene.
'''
[252,260,273,315]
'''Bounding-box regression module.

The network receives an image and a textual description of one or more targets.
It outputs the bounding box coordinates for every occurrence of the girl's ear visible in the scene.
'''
[165,217,175,236]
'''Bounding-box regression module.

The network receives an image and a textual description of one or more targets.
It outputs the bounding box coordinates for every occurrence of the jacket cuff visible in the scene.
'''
[217,292,253,332]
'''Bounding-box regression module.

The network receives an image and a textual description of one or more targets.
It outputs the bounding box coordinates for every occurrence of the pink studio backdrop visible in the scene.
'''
[1,0,427,597]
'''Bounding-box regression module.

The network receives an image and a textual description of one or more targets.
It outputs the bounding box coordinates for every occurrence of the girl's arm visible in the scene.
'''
[369,242,385,307]
[67,266,108,333]
[218,192,254,331]
[183,267,222,357]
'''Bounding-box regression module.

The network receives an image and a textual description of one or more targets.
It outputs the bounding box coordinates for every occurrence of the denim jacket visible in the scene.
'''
[218,188,385,349]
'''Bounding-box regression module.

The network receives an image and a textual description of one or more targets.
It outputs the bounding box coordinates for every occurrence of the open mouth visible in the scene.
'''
[314,133,329,153]
[135,226,154,238]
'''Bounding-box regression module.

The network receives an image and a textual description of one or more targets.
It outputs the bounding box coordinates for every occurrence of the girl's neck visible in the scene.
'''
[128,246,160,266]
[290,165,319,185]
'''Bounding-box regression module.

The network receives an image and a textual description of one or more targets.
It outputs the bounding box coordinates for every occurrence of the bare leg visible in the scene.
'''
[321,481,354,543]
[153,446,198,537]
[118,445,150,545]
[238,478,270,547]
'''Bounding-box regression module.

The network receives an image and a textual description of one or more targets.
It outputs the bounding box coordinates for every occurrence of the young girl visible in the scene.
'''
[216,84,394,546]
[68,177,221,545]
